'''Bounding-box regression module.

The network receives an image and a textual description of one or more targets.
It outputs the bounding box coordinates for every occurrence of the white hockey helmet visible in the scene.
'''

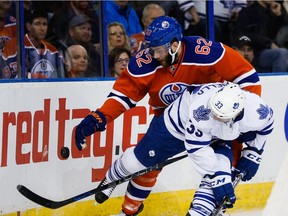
[208,83,246,121]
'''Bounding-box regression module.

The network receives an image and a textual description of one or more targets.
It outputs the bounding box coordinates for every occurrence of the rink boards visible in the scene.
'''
[0,74,287,215]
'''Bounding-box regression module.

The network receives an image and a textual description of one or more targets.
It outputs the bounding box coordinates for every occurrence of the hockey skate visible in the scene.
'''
[95,177,116,204]
[117,204,144,216]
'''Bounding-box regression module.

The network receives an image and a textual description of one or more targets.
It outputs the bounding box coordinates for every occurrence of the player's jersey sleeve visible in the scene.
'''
[182,36,261,96]
[219,44,261,96]
[238,92,274,151]
[99,49,160,123]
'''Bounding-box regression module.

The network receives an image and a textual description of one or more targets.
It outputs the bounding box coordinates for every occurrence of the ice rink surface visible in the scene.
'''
[227,210,262,216]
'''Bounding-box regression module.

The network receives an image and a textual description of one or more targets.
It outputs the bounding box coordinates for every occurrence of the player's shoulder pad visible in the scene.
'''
[245,92,274,124]
[127,48,162,77]
[182,36,225,65]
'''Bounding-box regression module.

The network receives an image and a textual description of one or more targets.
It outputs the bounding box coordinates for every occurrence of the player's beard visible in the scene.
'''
[161,52,178,68]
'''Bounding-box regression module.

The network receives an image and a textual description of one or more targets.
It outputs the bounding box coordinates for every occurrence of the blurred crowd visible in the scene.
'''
[0,0,288,79]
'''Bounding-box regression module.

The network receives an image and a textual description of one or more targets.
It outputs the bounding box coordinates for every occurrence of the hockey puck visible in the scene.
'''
[60,147,70,159]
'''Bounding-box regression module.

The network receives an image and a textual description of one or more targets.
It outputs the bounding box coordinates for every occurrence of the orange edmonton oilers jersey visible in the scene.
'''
[0,15,16,55]
[99,36,261,123]
[0,34,65,79]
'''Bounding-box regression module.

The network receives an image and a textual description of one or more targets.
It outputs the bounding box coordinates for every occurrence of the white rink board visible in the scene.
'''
[0,75,287,214]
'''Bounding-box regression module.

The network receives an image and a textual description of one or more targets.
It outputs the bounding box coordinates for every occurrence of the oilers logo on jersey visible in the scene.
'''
[30,59,55,79]
[159,82,189,105]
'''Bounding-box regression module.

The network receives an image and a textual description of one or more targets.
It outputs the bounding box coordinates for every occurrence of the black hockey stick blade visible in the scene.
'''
[17,154,187,209]
[210,172,244,216]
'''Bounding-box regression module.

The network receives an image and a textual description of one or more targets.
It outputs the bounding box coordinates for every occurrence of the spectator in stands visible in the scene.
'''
[0,0,16,55]
[232,34,288,73]
[129,3,165,56]
[108,22,130,54]
[179,0,247,45]
[234,0,288,72]
[231,35,257,69]
[58,14,101,77]
[104,0,142,36]
[0,10,65,79]
[156,1,185,29]
[64,44,88,78]
[109,47,131,77]
[272,1,288,49]
[46,1,99,48]
[176,0,199,31]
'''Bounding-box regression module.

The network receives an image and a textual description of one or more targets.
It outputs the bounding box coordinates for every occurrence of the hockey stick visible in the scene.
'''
[17,154,188,209]
[210,172,244,216]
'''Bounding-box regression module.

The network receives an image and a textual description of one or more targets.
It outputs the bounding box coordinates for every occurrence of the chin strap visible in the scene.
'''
[169,40,181,64]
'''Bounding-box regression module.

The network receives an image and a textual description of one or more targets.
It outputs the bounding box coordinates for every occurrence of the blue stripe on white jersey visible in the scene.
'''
[167,105,183,134]
[186,139,211,154]
[167,93,186,133]
[258,121,274,135]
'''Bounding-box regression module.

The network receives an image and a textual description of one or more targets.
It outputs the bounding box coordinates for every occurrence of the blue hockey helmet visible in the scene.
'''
[145,16,183,47]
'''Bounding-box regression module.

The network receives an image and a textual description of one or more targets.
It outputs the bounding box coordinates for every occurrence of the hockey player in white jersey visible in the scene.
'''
[99,82,274,215]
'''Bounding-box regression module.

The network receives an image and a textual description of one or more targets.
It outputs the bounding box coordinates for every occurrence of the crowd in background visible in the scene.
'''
[0,0,288,79]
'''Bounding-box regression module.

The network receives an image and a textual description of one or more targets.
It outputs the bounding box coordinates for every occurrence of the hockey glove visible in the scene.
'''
[206,171,236,208]
[75,110,107,150]
[233,147,263,181]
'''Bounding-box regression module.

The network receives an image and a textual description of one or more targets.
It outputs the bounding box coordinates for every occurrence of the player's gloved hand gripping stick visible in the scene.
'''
[206,171,236,209]
[75,110,107,150]
[232,147,263,181]
[210,173,244,216]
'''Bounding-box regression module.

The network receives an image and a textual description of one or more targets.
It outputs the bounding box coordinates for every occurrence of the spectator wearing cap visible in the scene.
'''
[232,35,255,65]
[0,10,65,79]
[58,14,101,77]
[234,0,288,72]
[232,34,288,73]
[46,1,99,48]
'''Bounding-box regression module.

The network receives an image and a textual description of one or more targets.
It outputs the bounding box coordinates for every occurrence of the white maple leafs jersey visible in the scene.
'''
[163,82,274,176]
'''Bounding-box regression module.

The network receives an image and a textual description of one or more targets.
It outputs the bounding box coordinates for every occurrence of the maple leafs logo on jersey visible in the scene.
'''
[256,104,269,120]
[193,105,211,122]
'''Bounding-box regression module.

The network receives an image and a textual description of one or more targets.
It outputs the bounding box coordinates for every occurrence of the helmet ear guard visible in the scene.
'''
[208,83,246,122]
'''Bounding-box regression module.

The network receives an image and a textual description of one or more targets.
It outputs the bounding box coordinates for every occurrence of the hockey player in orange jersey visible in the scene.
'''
[75,16,261,215]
